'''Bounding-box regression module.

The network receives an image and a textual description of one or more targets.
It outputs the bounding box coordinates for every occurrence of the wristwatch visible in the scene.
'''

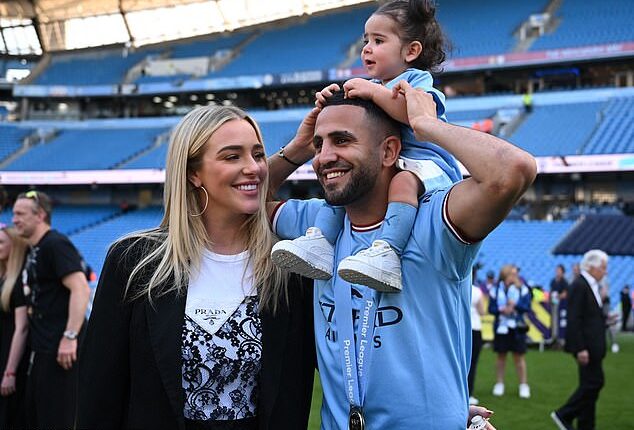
[63,330,78,340]
[278,146,303,167]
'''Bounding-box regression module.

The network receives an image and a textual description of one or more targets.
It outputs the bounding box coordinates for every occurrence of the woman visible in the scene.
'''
[468,268,486,406]
[489,264,532,399]
[78,105,317,430]
[0,225,29,428]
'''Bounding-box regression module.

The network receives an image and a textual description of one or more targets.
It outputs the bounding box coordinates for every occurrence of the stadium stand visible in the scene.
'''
[0,124,31,162]
[530,0,634,51]
[69,206,163,275]
[553,214,634,256]
[509,101,604,156]
[3,127,167,171]
[477,219,634,307]
[0,204,120,235]
[34,47,160,86]
[582,96,634,154]
[211,6,374,77]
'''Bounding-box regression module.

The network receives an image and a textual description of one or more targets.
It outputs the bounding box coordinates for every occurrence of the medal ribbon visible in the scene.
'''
[334,274,379,409]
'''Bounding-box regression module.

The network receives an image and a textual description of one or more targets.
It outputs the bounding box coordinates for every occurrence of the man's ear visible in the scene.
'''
[382,135,402,167]
[404,41,423,64]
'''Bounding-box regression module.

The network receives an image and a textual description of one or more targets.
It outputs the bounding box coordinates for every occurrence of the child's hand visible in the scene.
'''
[343,78,380,101]
[315,83,341,108]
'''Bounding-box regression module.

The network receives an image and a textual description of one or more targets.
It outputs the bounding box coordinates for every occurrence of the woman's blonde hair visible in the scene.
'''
[120,105,287,312]
[0,227,28,312]
[498,264,518,287]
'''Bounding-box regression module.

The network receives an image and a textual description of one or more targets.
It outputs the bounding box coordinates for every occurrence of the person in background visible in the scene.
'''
[550,264,569,300]
[552,250,609,430]
[0,225,29,428]
[12,190,91,429]
[620,285,631,332]
[489,264,532,399]
[469,265,486,406]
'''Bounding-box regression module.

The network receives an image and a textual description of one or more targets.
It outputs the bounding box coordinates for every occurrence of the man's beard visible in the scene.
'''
[322,163,379,206]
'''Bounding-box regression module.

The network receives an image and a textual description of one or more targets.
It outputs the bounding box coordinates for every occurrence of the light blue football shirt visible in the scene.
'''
[274,187,481,429]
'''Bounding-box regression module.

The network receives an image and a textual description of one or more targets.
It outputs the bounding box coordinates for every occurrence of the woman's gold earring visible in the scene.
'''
[189,186,209,217]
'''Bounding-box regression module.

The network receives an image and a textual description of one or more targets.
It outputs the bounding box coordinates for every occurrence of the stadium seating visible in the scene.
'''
[509,102,604,156]
[530,0,634,51]
[582,96,634,154]
[4,127,167,171]
[213,6,374,77]
[170,32,252,60]
[0,204,120,235]
[34,48,160,86]
[477,219,634,307]
[553,215,634,255]
[0,124,31,162]
[70,206,163,275]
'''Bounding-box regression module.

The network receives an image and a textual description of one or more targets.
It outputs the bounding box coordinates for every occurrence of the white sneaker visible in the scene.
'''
[611,343,620,353]
[271,227,333,280]
[492,382,504,396]
[519,383,531,399]
[337,240,402,292]
[469,396,479,405]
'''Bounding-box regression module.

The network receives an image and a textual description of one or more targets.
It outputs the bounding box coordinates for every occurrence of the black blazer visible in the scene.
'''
[565,275,606,360]
[77,238,315,430]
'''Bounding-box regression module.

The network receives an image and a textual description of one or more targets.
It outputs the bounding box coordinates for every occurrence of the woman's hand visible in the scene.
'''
[0,374,16,396]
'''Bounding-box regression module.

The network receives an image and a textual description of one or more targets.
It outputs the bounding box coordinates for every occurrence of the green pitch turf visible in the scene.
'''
[308,333,634,429]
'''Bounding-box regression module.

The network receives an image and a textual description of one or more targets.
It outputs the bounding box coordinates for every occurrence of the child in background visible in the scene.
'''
[272,0,462,292]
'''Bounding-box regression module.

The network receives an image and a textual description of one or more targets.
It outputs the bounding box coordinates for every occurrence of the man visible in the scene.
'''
[551,249,609,430]
[270,83,536,429]
[12,190,91,428]
[550,264,569,300]
[621,285,631,332]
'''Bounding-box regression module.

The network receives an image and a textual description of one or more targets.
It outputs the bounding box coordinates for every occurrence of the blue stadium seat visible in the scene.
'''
[582,97,634,154]
[531,0,634,51]
[510,102,604,156]
[70,207,164,275]
[0,124,31,162]
[4,128,167,171]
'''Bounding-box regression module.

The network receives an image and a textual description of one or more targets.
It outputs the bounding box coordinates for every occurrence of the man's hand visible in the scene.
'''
[0,374,16,396]
[468,405,496,430]
[57,337,78,370]
[576,349,589,366]
[315,83,341,108]
[288,106,320,156]
[390,80,438,141]
[342,78,380,101]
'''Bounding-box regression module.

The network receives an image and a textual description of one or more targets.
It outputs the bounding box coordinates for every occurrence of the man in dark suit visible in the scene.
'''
[551,249,608,430]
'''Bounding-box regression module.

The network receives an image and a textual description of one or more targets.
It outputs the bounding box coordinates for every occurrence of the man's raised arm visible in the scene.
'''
[394,80,537,242]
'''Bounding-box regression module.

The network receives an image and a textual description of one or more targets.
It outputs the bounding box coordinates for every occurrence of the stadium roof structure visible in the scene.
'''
[0,0,372,54]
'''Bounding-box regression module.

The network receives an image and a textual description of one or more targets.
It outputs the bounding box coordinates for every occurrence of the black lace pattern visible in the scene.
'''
[182,296,262,421]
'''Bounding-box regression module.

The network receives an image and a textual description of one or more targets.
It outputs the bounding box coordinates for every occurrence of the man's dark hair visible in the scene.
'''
[321,90,401,139]
[375,0,450,72]
[17,190,53,225]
